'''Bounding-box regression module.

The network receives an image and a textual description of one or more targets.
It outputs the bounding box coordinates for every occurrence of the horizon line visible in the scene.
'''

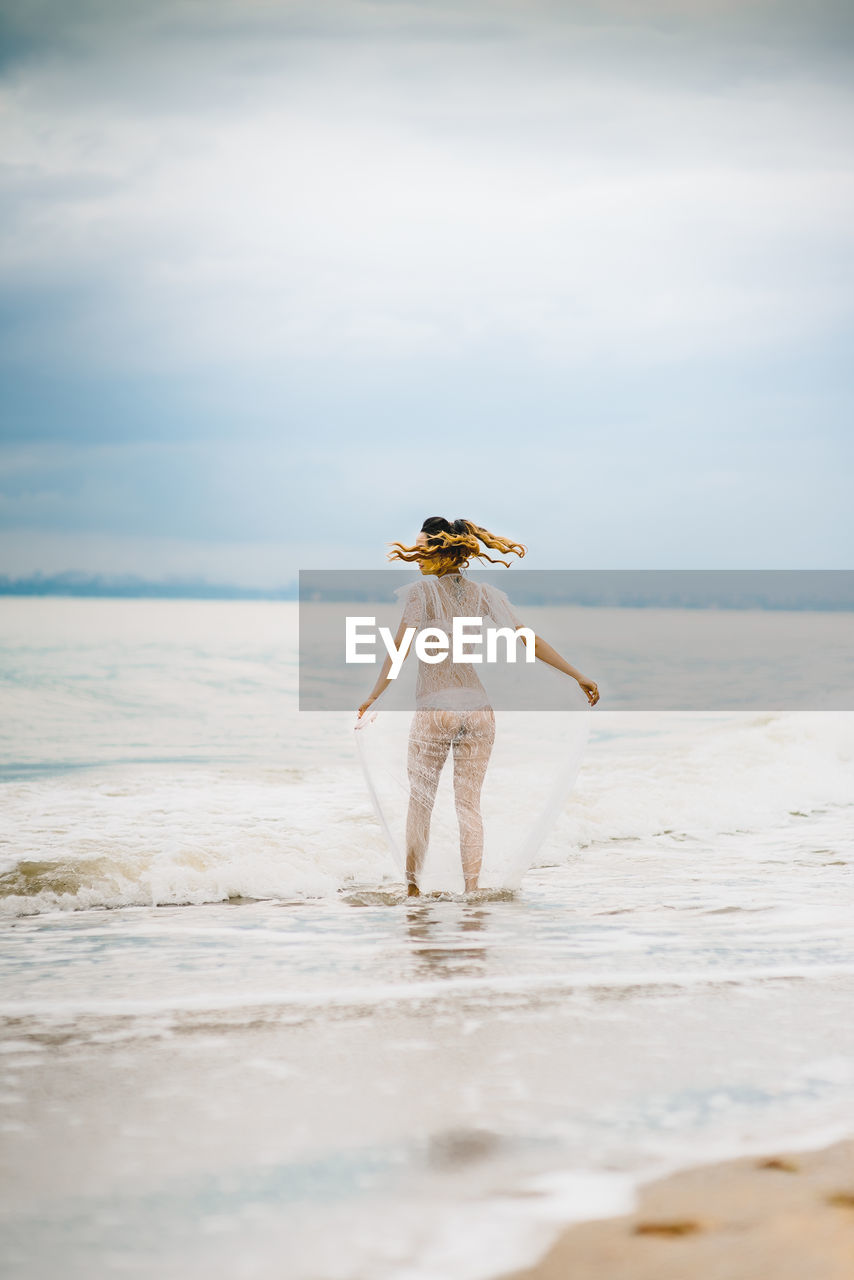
[3,570,854,609]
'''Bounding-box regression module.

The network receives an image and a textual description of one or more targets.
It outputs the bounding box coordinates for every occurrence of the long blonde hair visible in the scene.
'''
[388,516,526,575]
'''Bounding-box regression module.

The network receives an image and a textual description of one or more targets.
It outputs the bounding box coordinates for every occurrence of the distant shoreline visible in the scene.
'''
[0,575,298,600]
[3,570,854,609]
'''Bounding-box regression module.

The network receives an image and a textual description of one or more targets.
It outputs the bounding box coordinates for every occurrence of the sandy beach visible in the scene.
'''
[501,1139,854,1280]
[2,600,853,1279]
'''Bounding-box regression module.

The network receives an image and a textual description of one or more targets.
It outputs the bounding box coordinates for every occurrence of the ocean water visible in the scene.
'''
[1,598,853,1279]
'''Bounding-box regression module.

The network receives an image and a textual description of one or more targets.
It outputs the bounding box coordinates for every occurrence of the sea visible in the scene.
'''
[1,597,853,1279]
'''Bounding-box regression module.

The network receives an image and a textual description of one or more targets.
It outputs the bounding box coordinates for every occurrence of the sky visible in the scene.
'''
[1,0,853,586]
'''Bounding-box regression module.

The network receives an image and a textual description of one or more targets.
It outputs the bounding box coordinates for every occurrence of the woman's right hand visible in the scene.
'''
[578,676,599,706]
[357,695,376,720]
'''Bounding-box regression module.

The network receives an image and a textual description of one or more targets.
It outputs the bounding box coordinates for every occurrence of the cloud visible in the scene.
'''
[2,2,853,382]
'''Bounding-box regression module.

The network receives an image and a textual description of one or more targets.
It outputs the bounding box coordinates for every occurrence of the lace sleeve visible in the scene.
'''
[480,582,525,629]
[393,580,424,629]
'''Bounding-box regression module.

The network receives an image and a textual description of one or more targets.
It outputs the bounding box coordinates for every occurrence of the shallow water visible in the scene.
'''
[1,599,853,1278]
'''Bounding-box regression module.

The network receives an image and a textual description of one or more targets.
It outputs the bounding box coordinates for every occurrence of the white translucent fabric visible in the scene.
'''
[356,572,590,894]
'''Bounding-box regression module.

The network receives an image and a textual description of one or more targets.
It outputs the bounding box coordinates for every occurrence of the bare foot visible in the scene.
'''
[407,882,420,898]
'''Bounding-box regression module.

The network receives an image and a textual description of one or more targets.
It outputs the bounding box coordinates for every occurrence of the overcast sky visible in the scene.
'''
[1,0,852,584]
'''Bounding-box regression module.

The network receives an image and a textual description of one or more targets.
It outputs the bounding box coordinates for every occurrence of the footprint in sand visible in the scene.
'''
[633,1219,705,1237]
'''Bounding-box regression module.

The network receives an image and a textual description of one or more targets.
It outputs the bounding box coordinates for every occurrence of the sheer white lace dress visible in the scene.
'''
[393,573,525,891]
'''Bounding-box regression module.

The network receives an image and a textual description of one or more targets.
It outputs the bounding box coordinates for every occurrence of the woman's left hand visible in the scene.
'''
[357,695,376,720]
[578,676,599,706]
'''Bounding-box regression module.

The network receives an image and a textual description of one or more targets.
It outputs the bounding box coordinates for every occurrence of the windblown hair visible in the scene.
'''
[388,516,526,575]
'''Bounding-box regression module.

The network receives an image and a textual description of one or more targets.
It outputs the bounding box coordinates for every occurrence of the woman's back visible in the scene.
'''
[396,573,522,710]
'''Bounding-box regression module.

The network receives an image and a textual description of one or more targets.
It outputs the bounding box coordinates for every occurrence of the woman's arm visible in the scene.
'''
[483,585,599,707]
[521,631,600,706]
[356,614,413,719]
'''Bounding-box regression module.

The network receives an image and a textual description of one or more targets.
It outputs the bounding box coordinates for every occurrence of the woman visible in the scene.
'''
[357,517,599,896]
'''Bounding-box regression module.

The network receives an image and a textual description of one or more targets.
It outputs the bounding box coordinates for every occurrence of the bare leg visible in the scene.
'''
[452,707,495,893]
[405,710,452,895]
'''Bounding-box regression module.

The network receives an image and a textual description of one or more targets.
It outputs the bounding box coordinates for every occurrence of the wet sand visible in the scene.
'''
[501,1140,854,1280]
